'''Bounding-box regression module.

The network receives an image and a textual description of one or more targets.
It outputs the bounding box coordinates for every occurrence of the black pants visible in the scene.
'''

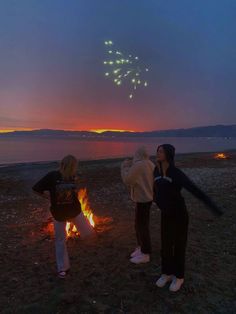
[135,202,152,254]
[161,209,189,278]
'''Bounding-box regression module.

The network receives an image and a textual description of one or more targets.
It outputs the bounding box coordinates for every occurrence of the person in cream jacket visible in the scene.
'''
[121,146,155,264]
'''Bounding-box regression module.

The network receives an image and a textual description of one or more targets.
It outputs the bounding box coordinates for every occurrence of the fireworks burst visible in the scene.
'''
[103,40,150,99]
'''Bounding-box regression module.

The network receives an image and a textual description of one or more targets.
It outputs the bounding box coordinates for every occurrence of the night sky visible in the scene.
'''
[0,0,236,132]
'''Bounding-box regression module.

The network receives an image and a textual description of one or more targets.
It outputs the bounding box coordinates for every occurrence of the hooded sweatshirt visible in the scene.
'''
[154,144,223,216]
[121,146,155,203]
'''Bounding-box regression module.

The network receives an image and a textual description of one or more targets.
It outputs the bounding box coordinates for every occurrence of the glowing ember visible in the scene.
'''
[214,153,228,159]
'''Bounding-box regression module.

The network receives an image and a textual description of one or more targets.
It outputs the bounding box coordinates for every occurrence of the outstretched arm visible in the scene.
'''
[176,168,223,216]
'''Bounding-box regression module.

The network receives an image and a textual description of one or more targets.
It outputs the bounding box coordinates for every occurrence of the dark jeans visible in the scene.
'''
[135,202,152,254]
[161,209,189,278]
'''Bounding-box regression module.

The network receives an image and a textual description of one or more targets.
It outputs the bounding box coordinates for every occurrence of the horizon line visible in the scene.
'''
[0,123,235,135]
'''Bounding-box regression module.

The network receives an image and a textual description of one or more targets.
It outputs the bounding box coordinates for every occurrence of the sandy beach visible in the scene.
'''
[1,152,236,313]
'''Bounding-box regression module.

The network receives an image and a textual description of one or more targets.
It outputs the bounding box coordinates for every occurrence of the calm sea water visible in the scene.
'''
[0,136,236,165]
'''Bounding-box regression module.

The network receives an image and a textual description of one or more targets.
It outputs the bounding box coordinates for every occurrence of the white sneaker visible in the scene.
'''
[130,253,150,264]
[130,247,141,258]
[156,274,173,288]
[169,277,184,292]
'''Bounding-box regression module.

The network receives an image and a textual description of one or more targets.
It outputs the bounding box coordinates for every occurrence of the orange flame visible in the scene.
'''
[78,188,95,227]
[66,188,95,237]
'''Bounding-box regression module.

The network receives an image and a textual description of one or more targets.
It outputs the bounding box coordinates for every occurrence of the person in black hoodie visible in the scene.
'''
[153,144,223,292]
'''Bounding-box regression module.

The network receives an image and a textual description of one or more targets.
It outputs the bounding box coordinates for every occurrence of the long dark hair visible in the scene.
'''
[157,144,176,175]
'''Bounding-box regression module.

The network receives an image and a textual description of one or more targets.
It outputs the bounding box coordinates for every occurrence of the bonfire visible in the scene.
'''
[214,152,230,160]
[44,188,113,238]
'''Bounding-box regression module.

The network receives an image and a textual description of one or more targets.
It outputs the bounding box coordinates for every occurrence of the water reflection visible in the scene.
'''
[0,136,235,164]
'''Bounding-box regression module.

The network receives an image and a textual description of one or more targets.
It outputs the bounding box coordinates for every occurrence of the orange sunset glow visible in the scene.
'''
[0,128,33,133]
[90,129,135,133]
[0,128,138,134]
[0,130,15,133]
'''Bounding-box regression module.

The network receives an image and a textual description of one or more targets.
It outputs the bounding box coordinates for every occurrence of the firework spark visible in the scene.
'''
[103,40,150,99]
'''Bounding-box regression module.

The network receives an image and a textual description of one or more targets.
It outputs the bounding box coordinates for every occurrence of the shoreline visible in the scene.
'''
[0,148,236,169]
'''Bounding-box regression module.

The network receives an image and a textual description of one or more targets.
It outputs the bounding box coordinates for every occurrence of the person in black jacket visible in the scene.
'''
[153,144,223,292]
[32,155,95,278]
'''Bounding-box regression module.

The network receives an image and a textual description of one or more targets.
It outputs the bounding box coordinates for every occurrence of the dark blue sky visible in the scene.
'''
[0,0,235,131]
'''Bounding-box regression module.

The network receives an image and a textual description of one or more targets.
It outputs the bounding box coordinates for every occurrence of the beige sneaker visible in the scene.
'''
[156,274,173,288]
[169,277,184,292]
[130,247,141,258]
[130,253,150,264]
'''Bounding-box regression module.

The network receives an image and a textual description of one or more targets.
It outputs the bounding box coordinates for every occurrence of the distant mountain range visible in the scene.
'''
[1,124,236,138]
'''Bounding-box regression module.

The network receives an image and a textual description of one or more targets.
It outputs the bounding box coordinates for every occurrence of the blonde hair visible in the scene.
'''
[59,155,78,180]
[133,146,149,162]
